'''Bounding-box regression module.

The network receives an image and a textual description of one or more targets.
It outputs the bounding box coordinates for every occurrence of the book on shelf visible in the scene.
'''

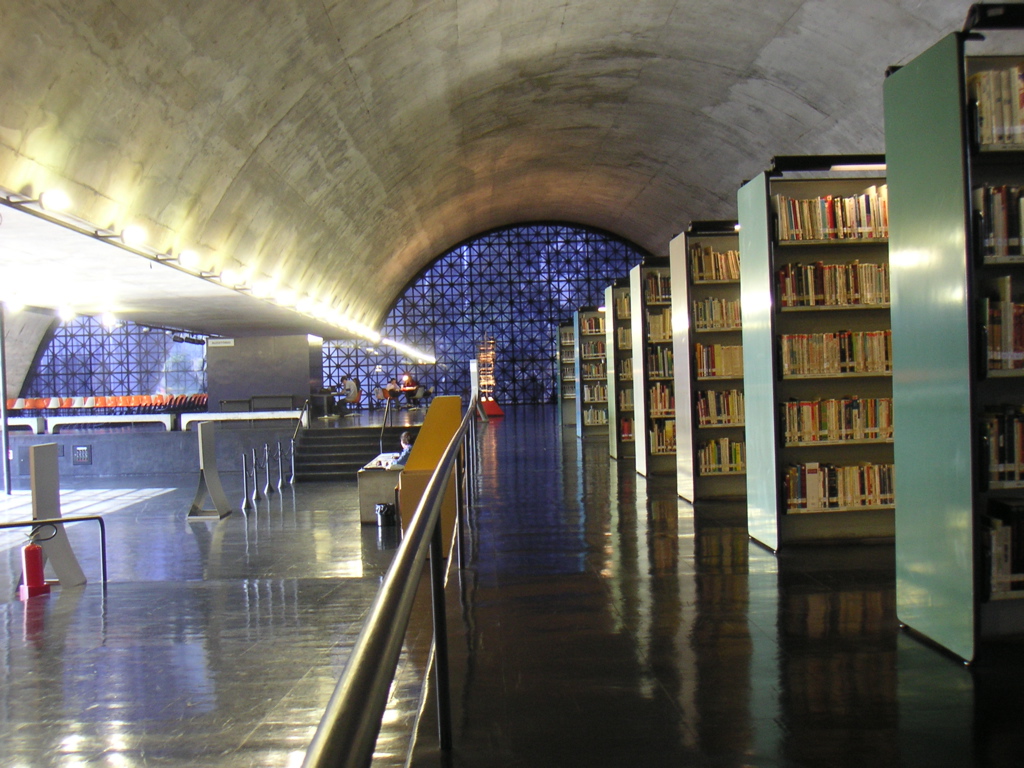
[698,437,746,474]
[647,308,673,341]
[620,416,634,441]
[986,499,1024,597]
[692,297,742,330]
[580,315,606,334]
[583,382,608,403]
[777,261,890,308]
[695,343,744,378]
[583,407,609,426]
[773,185,889,242]
[690,243,740,282]
[779,330,892,376]
[619,389,634,411]
[581,361,606,379]
[560,329,575,345]
[644,273,671,304]
[782,396,893,444]
[650,419,676,454]
[581,339,607,358]
[984,407,1024,486]
[619,357,633,379]
[972,185,1024,262]
[982,275,1024,371]
[783,461,895,512]
[695,389,745,427]
[968,64,1024,149]
[648,382,675,415]
[647,346,674,379]
[615,293,631,319]
[617,327,632,349]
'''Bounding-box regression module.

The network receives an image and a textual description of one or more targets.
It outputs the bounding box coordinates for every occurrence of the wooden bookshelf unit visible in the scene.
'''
[738,155,893,550]
[574,307,609,437]
[557,322,577,427]
[885,11,1024,661]
[671,221,746,502]
[605,278,635,459]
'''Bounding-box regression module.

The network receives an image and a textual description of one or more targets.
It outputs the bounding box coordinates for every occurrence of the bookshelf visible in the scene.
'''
[630,258,676,476]
[574,307,609,437]
[884,11,1024,661]
[671,220,746,503]
[605,279,635,459]
[738,155,894,551]
[557,322,577,427]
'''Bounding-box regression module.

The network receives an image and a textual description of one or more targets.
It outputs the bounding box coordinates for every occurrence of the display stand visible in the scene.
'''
[630,258,676,476]
[671,220,746,503]
[884,12,1024,660]
[738,155,893,550]
[188,422,234,519]
[605,278,635,460]
[574,307,609,437]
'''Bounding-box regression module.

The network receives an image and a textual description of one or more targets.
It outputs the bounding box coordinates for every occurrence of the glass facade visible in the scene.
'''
[324,223,648,405]
[22,317,207,398]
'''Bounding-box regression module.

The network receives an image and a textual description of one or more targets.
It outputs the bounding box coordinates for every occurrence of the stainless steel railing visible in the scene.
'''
[302,393,479,768]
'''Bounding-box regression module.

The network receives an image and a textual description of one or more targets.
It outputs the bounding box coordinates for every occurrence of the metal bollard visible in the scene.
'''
[276,441,284,491]
[263,444,274,496]
[251,447,263,502]
[241,453,253,513]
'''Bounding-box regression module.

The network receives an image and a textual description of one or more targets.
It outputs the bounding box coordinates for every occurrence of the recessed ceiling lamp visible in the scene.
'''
[38,189,71,211]
[57,307,76,322]
[177,249,202,271]
[120,224,147,247]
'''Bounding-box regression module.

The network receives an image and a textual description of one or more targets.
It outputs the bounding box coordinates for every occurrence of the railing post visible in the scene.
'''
[288,438,296,485]
[241,453,253,513]
[252,447,263,502]
[263,444,274,496]
[277,441,285,490]
[455,449,466,570]
[429,519,453,752]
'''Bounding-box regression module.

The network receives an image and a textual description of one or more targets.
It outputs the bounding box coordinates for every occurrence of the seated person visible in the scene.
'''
[341,375,359,403]
[390,431,414,468]
[400,374,419,405]
[384,378,401,400]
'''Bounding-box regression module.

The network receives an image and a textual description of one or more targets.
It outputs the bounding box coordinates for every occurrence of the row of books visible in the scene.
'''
[582,383,607,403]
[782,397,894,444]
[619,417,634,441]
[773,185,889,242]
[647,308,672,342]
[695,388,745,427]
[692,298,742,331]
[561,365,574,380]
[690,244,740,282]
[777,261,890,308]
[698,438,746,475]
[983,277,1024,370]
[617,327,632,349]
[618,357,633,379]
[647,346,674,379]
[580,316,605,334]
[986,499,1024,596]
[580,362,605,379]
[779,330,892,377]
[561,383,576,398]
[648,383,675,416]
[984,408,1024,486]
[968,65,1024,148]
[582,407,608,426]
[650,419,676,454]
[614,294,631,319]
[580,339,606,357]
[619,389,634,411]
[643,273,672,304]
[695,343,744,379]
[972,185,1024,263]
[559,330,574,345]
[561,352,575,364]
[783,461,895,512]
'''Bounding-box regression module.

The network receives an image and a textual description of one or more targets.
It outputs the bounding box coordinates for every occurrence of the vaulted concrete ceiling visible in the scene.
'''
[0,0,969,338]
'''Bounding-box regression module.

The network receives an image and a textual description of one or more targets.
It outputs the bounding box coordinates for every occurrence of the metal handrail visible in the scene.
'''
[0,515,108,583]
[303,394,478,768]
[293,398,310,442]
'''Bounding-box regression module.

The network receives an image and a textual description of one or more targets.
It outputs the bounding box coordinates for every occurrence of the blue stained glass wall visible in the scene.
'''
[22,317,207,397]
[324,223,649,406]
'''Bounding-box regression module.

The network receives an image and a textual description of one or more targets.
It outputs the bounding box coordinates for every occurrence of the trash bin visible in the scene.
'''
[375,503,400,549]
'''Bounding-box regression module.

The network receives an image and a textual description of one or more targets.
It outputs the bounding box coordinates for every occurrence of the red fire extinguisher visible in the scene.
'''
[19,542,50,600]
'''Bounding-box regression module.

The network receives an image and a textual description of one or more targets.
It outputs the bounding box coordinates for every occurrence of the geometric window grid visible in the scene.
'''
[323,222,648,405]
[22,316,207,398]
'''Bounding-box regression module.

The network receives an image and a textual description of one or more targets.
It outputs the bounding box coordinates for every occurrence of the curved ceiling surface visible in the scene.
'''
[0,1,970,336]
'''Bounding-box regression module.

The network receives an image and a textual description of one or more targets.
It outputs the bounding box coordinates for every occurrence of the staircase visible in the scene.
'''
[294,425,418,481]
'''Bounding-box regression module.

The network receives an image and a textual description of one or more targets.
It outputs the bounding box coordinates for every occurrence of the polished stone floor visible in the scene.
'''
[2,406,1024,767]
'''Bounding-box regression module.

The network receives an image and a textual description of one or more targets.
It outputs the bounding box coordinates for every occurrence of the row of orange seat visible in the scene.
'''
[5,393,208,413]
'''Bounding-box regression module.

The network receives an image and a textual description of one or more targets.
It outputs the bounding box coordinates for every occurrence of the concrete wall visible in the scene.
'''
[2,307,56,397]
[7,425,295,487]
[206,335,321,412]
